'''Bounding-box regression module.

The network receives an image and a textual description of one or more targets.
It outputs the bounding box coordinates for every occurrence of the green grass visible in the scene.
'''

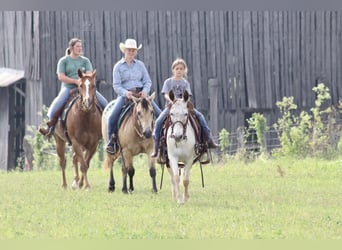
[0,157,341,239]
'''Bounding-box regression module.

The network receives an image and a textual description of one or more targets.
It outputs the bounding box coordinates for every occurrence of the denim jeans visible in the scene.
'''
[47,86,108,120]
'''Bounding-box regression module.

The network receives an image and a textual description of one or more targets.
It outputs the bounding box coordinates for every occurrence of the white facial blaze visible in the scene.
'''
[85,79,90,100]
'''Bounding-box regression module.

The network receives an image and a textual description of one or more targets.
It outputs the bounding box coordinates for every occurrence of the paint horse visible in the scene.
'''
[53,69,102,190]
[163,90,206,203]
[102,93,158,193]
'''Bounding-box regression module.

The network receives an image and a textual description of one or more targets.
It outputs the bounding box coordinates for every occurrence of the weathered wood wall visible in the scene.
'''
[2,10,342,137]
[0,11,40,170]
[38,10,342,136]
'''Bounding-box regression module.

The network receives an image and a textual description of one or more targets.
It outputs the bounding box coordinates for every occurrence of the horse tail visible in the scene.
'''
[103,153,112,170]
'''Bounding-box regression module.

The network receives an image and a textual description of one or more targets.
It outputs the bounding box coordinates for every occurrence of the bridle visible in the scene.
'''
[133,100,154,138]
[169,112,189,141]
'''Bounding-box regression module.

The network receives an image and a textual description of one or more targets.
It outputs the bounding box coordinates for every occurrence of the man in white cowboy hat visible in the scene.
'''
[106,38,161,155]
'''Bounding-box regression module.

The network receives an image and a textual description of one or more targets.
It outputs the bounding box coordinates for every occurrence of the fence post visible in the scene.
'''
[208,78,219,136]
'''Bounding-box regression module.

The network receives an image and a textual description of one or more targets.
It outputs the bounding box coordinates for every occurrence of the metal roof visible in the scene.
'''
[0,68,25,87]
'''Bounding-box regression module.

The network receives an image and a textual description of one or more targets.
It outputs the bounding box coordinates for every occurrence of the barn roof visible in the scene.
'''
[0,68,25,87]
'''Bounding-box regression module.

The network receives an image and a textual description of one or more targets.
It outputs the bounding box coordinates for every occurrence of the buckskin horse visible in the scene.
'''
[102,92,158,193]
[53,69,102,190]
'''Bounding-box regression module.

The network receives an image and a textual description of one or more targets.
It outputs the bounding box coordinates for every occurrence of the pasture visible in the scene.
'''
[0,157,341,239]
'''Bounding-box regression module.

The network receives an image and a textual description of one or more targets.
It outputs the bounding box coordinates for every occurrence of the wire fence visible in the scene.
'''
[216,116,342,156]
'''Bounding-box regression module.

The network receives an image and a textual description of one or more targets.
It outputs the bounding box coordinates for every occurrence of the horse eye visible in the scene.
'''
[137,111,141,116]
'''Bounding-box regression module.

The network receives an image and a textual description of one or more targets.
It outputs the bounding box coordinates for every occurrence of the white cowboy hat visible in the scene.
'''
[119,39,142,53]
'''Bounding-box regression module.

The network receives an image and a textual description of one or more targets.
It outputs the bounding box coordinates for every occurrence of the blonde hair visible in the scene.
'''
[171,58,188,78]
[65,38,82,56]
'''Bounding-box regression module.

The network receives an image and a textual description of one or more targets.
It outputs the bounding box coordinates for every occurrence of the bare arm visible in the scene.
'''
[57,73,79,85]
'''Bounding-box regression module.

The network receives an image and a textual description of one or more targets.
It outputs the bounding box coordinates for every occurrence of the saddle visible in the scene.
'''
[157,109,210,166]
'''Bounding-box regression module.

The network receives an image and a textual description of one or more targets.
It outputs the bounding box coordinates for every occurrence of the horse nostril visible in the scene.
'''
[143,130,152,138]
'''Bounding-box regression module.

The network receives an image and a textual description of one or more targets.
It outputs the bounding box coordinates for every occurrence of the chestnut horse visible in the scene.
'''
[102,93,157,193]
[53,69,102,190]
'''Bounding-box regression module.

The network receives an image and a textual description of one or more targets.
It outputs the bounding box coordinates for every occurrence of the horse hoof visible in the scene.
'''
[108,186,115,192]
[71,181,78,190]
[152,188,158,193]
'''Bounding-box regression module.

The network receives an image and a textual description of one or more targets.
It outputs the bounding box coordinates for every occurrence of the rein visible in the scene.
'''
[133,101,154,139]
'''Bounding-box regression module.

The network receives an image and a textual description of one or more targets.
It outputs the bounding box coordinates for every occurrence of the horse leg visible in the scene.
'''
[72,143,87,189]
[182,163,192,202]
[71,152,80,190]
[168,159,182,203]
[121,153,134,193]
[82,145,98,190]
[148,156,158,193]
[55,136,67,189]
[121,163,128,194]
[128,167,135,193]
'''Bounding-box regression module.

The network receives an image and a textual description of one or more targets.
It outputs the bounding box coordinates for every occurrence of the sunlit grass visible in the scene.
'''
[0,157,341,239]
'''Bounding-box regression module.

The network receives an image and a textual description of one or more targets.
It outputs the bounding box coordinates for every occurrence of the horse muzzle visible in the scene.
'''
[143,129,152,139]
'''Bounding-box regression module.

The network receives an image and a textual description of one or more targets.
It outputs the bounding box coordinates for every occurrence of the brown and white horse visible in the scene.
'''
[53,69,102,190]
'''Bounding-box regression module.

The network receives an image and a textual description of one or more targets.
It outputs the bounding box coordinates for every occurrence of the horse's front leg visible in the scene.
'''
[128,166,135,193]
[148,155,158,193]
[82,145,98,190]
[71,152,80,190]
[121,152,134,193]
[121,163,128,194]
[168,159,182,203]
[182,162,192,202]
[72,143,88,189]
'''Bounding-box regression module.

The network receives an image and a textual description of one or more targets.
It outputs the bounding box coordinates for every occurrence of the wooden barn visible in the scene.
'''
[1,10,342,170]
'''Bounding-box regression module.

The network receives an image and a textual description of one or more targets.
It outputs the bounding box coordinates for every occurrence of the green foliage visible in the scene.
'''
[246,113,268,153]
[218,128,230,153]
[273,82,342,159]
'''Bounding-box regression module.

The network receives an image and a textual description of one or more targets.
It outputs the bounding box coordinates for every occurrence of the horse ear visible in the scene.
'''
[149,92,156,101]
[169,90,175,102]
[78,68,83,78]
[92,69,97,77]
[183,90,189,102]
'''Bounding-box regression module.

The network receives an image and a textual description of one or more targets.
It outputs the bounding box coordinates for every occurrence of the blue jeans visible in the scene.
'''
[107,96,161,140]
[153,107,210,141]
[47,86,108,120]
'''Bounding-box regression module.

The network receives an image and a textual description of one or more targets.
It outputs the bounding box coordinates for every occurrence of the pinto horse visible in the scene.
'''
[165,90,201,204]
[53,69,102,190]
[102,93,157,193]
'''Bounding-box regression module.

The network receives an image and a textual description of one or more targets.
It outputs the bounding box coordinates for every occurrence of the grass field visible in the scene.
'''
[0,156,341,239]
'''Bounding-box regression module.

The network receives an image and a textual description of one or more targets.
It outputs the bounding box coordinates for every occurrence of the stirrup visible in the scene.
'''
[106,143,118,155]
[38,125,53,139]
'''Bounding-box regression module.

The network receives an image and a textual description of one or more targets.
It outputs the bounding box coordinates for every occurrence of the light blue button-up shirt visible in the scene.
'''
[113,58,152,97]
